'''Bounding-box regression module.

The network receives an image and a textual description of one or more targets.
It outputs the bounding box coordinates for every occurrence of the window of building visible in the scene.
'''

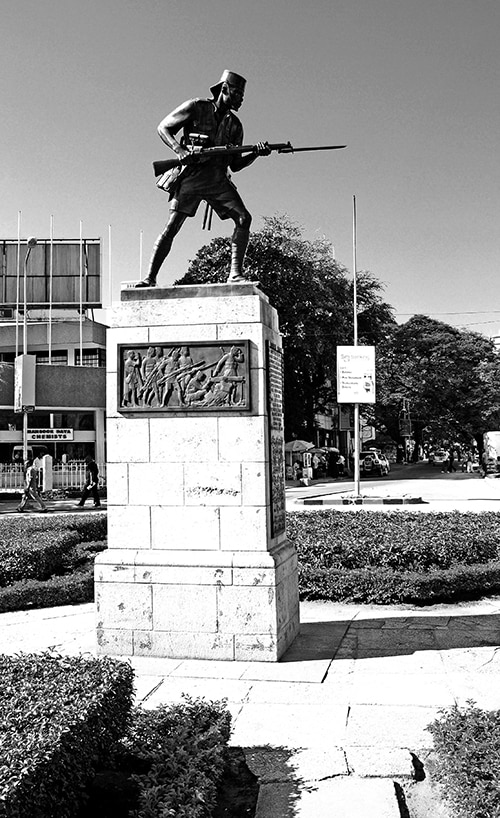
[58,412,96,430]
[35,351,68,365]
[0,353,15,364]
[74,348,106,367]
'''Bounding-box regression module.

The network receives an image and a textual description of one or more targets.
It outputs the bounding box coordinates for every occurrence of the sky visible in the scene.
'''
[1,0,499,336]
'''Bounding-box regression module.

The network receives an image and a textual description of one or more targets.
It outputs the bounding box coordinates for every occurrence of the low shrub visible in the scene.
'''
[0,653,134,818]
[112,696,232,818]
[288,510,500,572]
[0,512,107,545]
[0,509,107,611]
[0,531,81,586]
[288,510,500,604]
[427,702,500,817]
[300,559,500,604]
[0,563,95,612]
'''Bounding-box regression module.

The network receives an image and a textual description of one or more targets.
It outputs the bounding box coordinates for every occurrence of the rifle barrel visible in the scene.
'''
[283,145,347,153]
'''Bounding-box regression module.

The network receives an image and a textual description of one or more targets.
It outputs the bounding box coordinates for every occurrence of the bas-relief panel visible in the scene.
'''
[117,340,251,413]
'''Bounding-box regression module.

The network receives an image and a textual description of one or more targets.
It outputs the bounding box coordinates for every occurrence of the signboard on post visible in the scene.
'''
[14,355,36,413]
[336,346,376,404]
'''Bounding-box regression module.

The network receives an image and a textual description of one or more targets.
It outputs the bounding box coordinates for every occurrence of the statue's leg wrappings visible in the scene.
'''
[228,225,250,282]
[136,212,187,287]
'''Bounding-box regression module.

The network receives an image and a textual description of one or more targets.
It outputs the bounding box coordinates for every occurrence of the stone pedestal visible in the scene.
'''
[95,282,299,661]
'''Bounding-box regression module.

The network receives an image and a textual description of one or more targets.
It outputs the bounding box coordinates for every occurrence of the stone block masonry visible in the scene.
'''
[95,282,299,661]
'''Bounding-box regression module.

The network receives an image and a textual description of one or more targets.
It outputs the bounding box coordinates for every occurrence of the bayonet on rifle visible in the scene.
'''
[152,141,346,177]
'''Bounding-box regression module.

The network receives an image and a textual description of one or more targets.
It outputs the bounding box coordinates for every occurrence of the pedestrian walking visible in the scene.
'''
[447,448,457,473]
[77,455,101,508]
[17,458,47,513]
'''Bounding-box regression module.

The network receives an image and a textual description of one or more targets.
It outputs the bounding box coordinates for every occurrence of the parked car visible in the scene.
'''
[360,449,390,477]
[429,449,448,466]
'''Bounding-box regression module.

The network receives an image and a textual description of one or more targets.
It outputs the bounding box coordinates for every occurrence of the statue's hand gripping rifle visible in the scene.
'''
[152,141,346,178]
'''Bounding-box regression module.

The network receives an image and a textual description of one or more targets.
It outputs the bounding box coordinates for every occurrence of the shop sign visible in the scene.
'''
[14,354,36,412]
[337,346,376,404]
[27,428,74,441]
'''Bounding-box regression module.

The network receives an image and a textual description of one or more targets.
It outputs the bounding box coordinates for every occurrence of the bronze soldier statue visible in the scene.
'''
[136,70,271,288]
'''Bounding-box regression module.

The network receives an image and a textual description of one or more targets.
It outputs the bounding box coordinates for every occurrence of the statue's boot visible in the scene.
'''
[227,226,250,283]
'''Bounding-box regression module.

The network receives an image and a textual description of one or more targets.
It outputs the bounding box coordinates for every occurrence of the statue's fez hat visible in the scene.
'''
[210,70,247,98]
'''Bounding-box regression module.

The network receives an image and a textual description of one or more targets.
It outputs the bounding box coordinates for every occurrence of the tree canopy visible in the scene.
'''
[176,214,395,439]
[372,314,500,454]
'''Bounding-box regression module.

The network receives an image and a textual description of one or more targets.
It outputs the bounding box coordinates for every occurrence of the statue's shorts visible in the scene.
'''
[170,172,247,220]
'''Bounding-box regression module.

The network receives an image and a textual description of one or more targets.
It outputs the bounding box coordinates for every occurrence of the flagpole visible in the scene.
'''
[108,224,112,307]
[353,195,361,496]
[79,220,83,365]
[49,215,54,364]
[15,211,21,357]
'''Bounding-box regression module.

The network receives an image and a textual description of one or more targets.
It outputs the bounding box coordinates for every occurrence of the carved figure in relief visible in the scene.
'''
[211,345,245,405]
[178,346,195,400]
[140,347,161,406]
[185,370,212,405]
[158,348,183,407]
[122,350,142,407]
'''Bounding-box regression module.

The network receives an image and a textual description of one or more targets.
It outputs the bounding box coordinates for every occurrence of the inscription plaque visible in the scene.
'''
[266,341,286,537]
[118,341,251,413]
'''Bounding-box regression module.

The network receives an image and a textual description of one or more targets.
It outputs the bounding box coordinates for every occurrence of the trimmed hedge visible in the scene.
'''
[289,510,500,604]
[0,563,96,612]
[427,702,500,818]
[288,510,500,570]
[0,512,107,545]
[0,510,107,612]
[299,560,500,604]
[0,653,134,818]
[0,531,81,586]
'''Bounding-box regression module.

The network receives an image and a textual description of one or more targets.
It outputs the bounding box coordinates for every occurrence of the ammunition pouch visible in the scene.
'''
[155,164,184,193]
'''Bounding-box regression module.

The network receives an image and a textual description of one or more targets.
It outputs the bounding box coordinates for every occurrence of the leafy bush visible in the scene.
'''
[427,702,500,818]
[0,531,81,586]
[0,653,134,818]
[288,510,500,572]
[289,510,500,604]
[113,696,232,818]
[0,564,96,612]
[0,512,107,545]
[0,508,107,611]
[299,560,500,604]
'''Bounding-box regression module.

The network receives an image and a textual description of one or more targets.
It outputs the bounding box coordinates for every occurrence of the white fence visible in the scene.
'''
[0,462,106,492]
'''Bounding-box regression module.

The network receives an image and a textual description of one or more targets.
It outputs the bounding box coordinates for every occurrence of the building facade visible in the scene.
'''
[0,317,106,464]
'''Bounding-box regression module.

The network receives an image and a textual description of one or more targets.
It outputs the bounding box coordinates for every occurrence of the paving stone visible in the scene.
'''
[244,745,348,783]
[230,702,349,748]
[347,672,455,707]
[345,704,437,750]
[345,746,414,778]
[256,777,401,818]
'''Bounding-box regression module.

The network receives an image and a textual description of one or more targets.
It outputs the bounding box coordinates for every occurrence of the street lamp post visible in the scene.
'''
[22,237,37,459]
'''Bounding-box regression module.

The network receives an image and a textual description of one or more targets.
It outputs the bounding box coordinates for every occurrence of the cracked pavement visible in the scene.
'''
[2,596,500,815]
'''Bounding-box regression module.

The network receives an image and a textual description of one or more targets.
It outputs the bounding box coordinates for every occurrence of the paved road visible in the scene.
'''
[0,493,107,515]
[286,461,500,511]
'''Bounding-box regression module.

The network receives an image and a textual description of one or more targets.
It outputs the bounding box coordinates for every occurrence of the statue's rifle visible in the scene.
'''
[152,142,346,177]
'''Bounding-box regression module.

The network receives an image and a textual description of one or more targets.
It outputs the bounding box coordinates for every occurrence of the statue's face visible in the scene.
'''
[223,82,244,111]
